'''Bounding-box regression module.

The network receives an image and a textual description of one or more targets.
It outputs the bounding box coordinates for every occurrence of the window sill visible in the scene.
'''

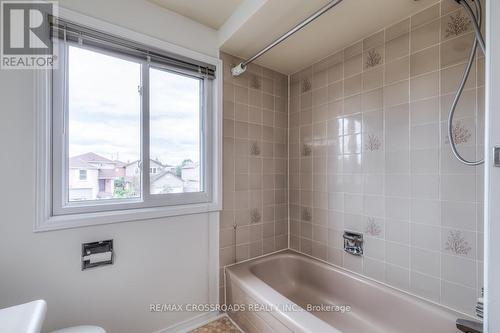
[34,201,221,232]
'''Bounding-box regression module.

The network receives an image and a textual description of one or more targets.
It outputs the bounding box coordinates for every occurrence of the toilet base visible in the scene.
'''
[50,325,105,333]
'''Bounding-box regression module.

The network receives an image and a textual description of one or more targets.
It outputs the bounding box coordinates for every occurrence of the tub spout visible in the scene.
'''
[456,318,482,333]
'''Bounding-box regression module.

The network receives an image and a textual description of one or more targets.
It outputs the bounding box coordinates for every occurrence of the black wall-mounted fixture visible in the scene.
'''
[81,239,114,270]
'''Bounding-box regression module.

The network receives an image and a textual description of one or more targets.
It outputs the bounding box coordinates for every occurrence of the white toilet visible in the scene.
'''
[51,326,106,333]
[0,300,106,333]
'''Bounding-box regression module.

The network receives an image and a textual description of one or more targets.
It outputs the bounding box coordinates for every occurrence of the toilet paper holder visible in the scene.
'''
[81,239,114,270]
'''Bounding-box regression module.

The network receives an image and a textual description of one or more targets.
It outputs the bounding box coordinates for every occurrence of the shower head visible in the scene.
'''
[231,63,247,77]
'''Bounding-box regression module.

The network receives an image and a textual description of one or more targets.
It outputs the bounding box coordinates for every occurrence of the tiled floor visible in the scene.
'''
[189,316,241,333]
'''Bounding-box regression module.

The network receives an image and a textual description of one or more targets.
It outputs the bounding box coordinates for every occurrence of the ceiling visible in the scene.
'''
[149,0,441,74]
[220,0,440,74]
[148,0,244,29]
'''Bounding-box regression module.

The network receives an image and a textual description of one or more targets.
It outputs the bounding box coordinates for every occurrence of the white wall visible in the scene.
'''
[57,0,219,57]
[0,2,219,333]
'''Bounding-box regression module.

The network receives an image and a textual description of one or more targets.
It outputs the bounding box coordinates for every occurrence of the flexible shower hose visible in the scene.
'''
[448,0,485,166]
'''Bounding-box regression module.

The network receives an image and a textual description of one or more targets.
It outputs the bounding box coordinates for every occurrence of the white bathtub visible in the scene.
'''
[225,250,470,333]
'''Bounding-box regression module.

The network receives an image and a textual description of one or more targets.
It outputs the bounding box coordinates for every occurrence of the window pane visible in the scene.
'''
[67,46,141,202]
[149,68,201,194]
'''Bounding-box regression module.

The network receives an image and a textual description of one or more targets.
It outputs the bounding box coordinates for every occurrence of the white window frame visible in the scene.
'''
[35,8,222,232]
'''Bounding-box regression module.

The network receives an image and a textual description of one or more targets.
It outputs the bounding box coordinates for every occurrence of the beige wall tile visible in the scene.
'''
[344,94,362,114]
[221,56,288,280]
[411,19,441,53]
[441,0,461,14]
[312,86,328,106]
[248,106,262,124]
[411,4,440,29]
[386,18,410,41]
[328,100,343,119]
[235,103,248,122]
[385,33,410,62]
[410,97,440,125]
[477,56,485,86]
[410,45,439,76]
[385,56,410,84]
[410,71,440,101]
[344,41,363,59]
[362,88,383,112]
[248,89,262,107]
[313,69,328,89]
[328,62,343,83]
[344,74,362,97]
[235,86,248,105]
[262,77,273,94]
[440,33,474,68]
[363,30,385,50]
[344,54,363,77]
[363,66,384,91]
[441,61,476,94]
[234,121,248,139]
[384,80,409,107]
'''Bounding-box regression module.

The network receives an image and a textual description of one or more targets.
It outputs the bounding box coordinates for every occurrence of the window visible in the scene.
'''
[150,68,201,194]
[66,46,141,202]
[43,17,218,222]
[79,170,87,181]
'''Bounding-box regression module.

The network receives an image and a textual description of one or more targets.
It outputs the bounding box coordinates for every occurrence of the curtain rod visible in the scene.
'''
[231,0,345,76]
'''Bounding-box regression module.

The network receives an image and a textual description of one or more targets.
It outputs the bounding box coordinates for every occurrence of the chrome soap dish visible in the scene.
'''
[343,231,363,256]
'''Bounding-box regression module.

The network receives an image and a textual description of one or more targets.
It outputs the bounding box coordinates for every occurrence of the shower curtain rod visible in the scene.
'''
[231,0,345,76]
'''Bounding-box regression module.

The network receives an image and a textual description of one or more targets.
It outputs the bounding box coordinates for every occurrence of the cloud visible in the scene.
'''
[67,45,201,166]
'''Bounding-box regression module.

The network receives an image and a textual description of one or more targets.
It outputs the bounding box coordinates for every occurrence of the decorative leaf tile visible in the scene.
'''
[250,74,261,90]
[446,120,472,145]
[445,11,472,38]
[365,49,382,69]
[301,207,312,222]
[301,78,312,93]
[250,141,261,156]
[445,230,472,256]
[250,208,261,224]
[302,143,313,157]
[365,134,382,151]
[365,217,382,237]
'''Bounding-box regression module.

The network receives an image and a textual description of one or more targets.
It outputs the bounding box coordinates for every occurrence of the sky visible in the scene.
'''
[68,45,200,166]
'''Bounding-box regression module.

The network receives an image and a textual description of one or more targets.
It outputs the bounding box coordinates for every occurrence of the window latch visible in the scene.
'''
[137,85,143,95]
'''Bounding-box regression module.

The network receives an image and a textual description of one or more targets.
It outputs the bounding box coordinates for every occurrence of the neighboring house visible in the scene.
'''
[70,153,199,198]
[181,162,200,192]
[68,157,99,201]
[125,159,174,178]
[125,159,178,194]
[150,170,184,194]
[69,152,127,201]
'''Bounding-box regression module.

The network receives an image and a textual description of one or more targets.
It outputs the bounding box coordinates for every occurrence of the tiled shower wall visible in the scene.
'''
[289,0,484,316]
[220,53,289,300]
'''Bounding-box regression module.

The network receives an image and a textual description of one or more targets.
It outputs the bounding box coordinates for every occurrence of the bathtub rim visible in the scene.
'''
[224,249,478,330]
[225,250,339,333]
